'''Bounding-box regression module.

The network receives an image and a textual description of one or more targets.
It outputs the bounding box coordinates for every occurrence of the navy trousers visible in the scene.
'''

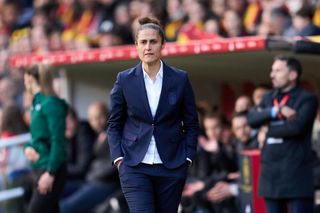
[265,198,314,213]
[119,163,188,213]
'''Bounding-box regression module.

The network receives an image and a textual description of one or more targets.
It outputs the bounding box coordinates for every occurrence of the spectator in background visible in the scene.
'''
[227,0,246,17]
[73,34,90,50]
[61,29,76,50]
[232,111,258,151]
[0,76,23,108]
[203,17,220,36]
[64,107,95,182]
[206,111,258,210]
[234,95,252,113]
[1,0,21,33]
[252,85,269,107]
[248,55,318,213]
[30,26,49,53]
[268,6,293,36]
[0,103,30,213]
[221,9,247,37]
[23,65,68,213]
[60,102,119,213]
[182,113,238,213]
[9,28,31,55]
[129,0,154,21]
[292,6,320,36]
[177,0,206,42]
[164,0,185,41]
[113,2,131,28]
[48,27,63,51]
[209,0,227,18]
[98,20,128,48]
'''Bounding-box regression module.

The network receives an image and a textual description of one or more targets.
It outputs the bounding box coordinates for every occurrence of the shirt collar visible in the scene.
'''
[142,60,163,80]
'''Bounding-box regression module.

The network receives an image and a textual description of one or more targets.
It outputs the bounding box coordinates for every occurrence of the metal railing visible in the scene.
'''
[0,133,30,202]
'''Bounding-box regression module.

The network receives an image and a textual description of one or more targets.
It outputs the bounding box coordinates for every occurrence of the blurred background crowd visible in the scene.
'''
[0,0,320,212]
[0,0,320,72]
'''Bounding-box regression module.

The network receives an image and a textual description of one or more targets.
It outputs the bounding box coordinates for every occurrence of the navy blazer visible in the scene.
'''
[107,61,199,169]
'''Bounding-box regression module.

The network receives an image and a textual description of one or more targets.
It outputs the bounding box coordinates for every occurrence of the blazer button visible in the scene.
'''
[152,123,154,126]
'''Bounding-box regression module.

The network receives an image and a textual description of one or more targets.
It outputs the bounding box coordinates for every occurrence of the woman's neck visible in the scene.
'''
[142,61,161,80]
[31,86,41,95]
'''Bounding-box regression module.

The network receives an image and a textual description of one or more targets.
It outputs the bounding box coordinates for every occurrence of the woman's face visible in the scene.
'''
[24,73,35,93]
[135,28,164,66]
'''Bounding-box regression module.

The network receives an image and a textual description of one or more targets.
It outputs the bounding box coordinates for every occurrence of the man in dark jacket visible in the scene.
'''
[247,55,318,213]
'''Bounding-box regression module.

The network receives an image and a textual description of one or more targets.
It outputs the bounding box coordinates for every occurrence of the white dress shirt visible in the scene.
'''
[141,61,163,164]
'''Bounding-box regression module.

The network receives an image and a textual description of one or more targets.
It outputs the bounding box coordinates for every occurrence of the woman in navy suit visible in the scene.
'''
[107,16,199,213]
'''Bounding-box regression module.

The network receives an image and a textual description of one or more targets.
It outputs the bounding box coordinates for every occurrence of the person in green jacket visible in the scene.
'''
[23,64,68,213]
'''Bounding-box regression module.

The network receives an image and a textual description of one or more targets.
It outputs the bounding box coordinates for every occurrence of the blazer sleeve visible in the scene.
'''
[107,72,127,163]
[247,94,273,128]
[182,74,199,161]
[267,94,318,138]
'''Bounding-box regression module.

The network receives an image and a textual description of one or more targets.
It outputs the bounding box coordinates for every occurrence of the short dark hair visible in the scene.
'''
[295,7,313,20]
[135,16,165,44]
[274,55,303,78]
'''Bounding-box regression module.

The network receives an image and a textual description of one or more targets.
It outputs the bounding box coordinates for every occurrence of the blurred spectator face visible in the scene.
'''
[210,0,227,17]
[270,59,296,89]
[204,19,219,33]
[88,102,107,133]
[188,1,205,23]
[129,0,152,19]
[19,35,32,53]
[31,10,48,27]
[269,8,290,36]
[204,117,222,141]
[74,34,89,50]
[135,28,164,65]
[182,0,193,15]
[167,0,184,20]
[232,115,251,143]
[0,78,17,104]
[253,87,268,106]
[235,96,251,113]
[0,32,8,49]
[31,26,49,52]
[114,4,130,26]
[227,0,245,14]
[129,0,141,19]
[257,22,270,36]
[287,0,304,14]
[293,15,308,31]
[99,33,114,47]
[49,31,63,51]
[2,3,19,28]
[222,10,241,36]
[61,30,75,50]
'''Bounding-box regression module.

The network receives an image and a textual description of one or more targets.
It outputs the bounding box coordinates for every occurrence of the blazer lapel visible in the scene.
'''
[134,63,153,120]
[154,62,172,120]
